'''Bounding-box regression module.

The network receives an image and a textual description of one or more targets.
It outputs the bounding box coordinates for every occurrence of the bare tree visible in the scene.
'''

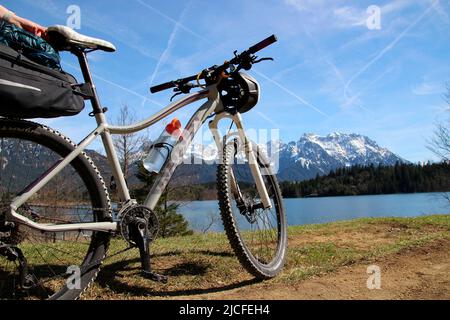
[198,211,220,234]
[112,105,143,181]
[428,123,450,162]
[427,85,450,203]
[446,84,450,106]
[428,85,450,162]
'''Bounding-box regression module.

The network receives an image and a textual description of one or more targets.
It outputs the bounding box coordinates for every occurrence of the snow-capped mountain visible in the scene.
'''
[273,133,406,181]
[0,133,406,190]
[178,132,407,182]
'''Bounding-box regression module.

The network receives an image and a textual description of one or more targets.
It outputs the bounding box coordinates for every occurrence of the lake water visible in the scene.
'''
[177,193,450,232]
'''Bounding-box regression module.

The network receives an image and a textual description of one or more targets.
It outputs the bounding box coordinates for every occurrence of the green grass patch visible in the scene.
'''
[17,214,447,299]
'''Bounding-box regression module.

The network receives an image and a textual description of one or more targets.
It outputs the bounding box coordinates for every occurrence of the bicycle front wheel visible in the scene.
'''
[217,140,287,279]
[0,119,111,300]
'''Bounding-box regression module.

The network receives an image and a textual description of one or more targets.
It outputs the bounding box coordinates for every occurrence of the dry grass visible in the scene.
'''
[81,215,450,300]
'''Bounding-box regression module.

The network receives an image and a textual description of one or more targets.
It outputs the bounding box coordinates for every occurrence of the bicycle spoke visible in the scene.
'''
[229,157,282,265]
[0,132,109,300]
[29,234,87,261]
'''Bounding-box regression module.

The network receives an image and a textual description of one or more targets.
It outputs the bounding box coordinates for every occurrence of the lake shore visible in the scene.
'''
[85,214,450,300]
[178,192,450,232]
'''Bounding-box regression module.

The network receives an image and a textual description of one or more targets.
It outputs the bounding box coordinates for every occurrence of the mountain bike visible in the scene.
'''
[0,26,287,300]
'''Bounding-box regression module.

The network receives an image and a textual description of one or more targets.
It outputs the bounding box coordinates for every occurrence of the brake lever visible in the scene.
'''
[235,54,274,71]
[253,57,274,63]
[170,91,183,102]
[170,82,199,101]
[177,82,196,92]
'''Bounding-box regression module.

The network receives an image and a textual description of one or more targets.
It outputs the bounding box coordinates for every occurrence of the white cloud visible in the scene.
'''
[284,0,324,12]
[285,0,367,30]
[285,0,421,31]
[332,6,366,28]
[412,81,444,95]
[382,0,414,15]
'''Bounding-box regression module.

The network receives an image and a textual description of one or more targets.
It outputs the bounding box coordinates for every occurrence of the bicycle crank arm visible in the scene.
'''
[128,217,168,284]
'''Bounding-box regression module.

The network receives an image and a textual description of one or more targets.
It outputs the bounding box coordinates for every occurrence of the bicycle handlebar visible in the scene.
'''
[150,34,277,94]
[150,76,197,94]
[248,34,278,55]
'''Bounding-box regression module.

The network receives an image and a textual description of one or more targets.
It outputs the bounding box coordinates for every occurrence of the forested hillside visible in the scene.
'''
[280,162,450,198]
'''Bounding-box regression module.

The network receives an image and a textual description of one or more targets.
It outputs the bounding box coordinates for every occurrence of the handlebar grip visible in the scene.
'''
[150,81,176,94]
[150,74,201,94]
[248,34,278,54]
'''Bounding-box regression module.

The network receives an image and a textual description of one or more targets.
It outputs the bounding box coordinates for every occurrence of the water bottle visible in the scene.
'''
[143,118,182,174]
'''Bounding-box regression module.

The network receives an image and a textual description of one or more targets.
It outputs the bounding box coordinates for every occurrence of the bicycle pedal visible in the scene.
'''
[141,270,168,284]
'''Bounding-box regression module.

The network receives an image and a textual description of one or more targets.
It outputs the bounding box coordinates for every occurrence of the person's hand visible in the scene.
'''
[20,20,48,40]
[9,15,49,41]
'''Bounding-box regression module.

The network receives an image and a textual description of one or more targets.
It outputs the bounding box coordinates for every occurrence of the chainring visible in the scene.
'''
[119,206,159,245]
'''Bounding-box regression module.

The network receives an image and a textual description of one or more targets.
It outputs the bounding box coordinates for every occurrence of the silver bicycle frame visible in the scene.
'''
[6,85,272,234]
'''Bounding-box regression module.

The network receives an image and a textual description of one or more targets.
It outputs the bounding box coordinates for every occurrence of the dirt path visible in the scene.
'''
[189,239,450,300]
[87,217,450,300]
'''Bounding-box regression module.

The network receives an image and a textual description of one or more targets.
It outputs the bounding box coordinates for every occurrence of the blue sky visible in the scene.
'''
[3,0,450,162]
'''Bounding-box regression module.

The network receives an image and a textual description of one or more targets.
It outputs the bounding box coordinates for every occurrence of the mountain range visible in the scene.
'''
[0,132,407,194]
[270,132,406,181]
[66,132,408,186]
[170,132,407,183]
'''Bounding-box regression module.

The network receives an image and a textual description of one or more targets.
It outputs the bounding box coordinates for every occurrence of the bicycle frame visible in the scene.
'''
[5,50,272,234]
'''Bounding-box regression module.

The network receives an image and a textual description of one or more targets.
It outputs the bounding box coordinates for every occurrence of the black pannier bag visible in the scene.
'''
[0,43,85,119]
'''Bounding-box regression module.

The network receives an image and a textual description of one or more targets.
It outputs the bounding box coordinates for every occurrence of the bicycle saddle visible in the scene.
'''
[47,25,116,52]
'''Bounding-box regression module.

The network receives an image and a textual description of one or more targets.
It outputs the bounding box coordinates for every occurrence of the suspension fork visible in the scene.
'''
[209,112,272,210]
